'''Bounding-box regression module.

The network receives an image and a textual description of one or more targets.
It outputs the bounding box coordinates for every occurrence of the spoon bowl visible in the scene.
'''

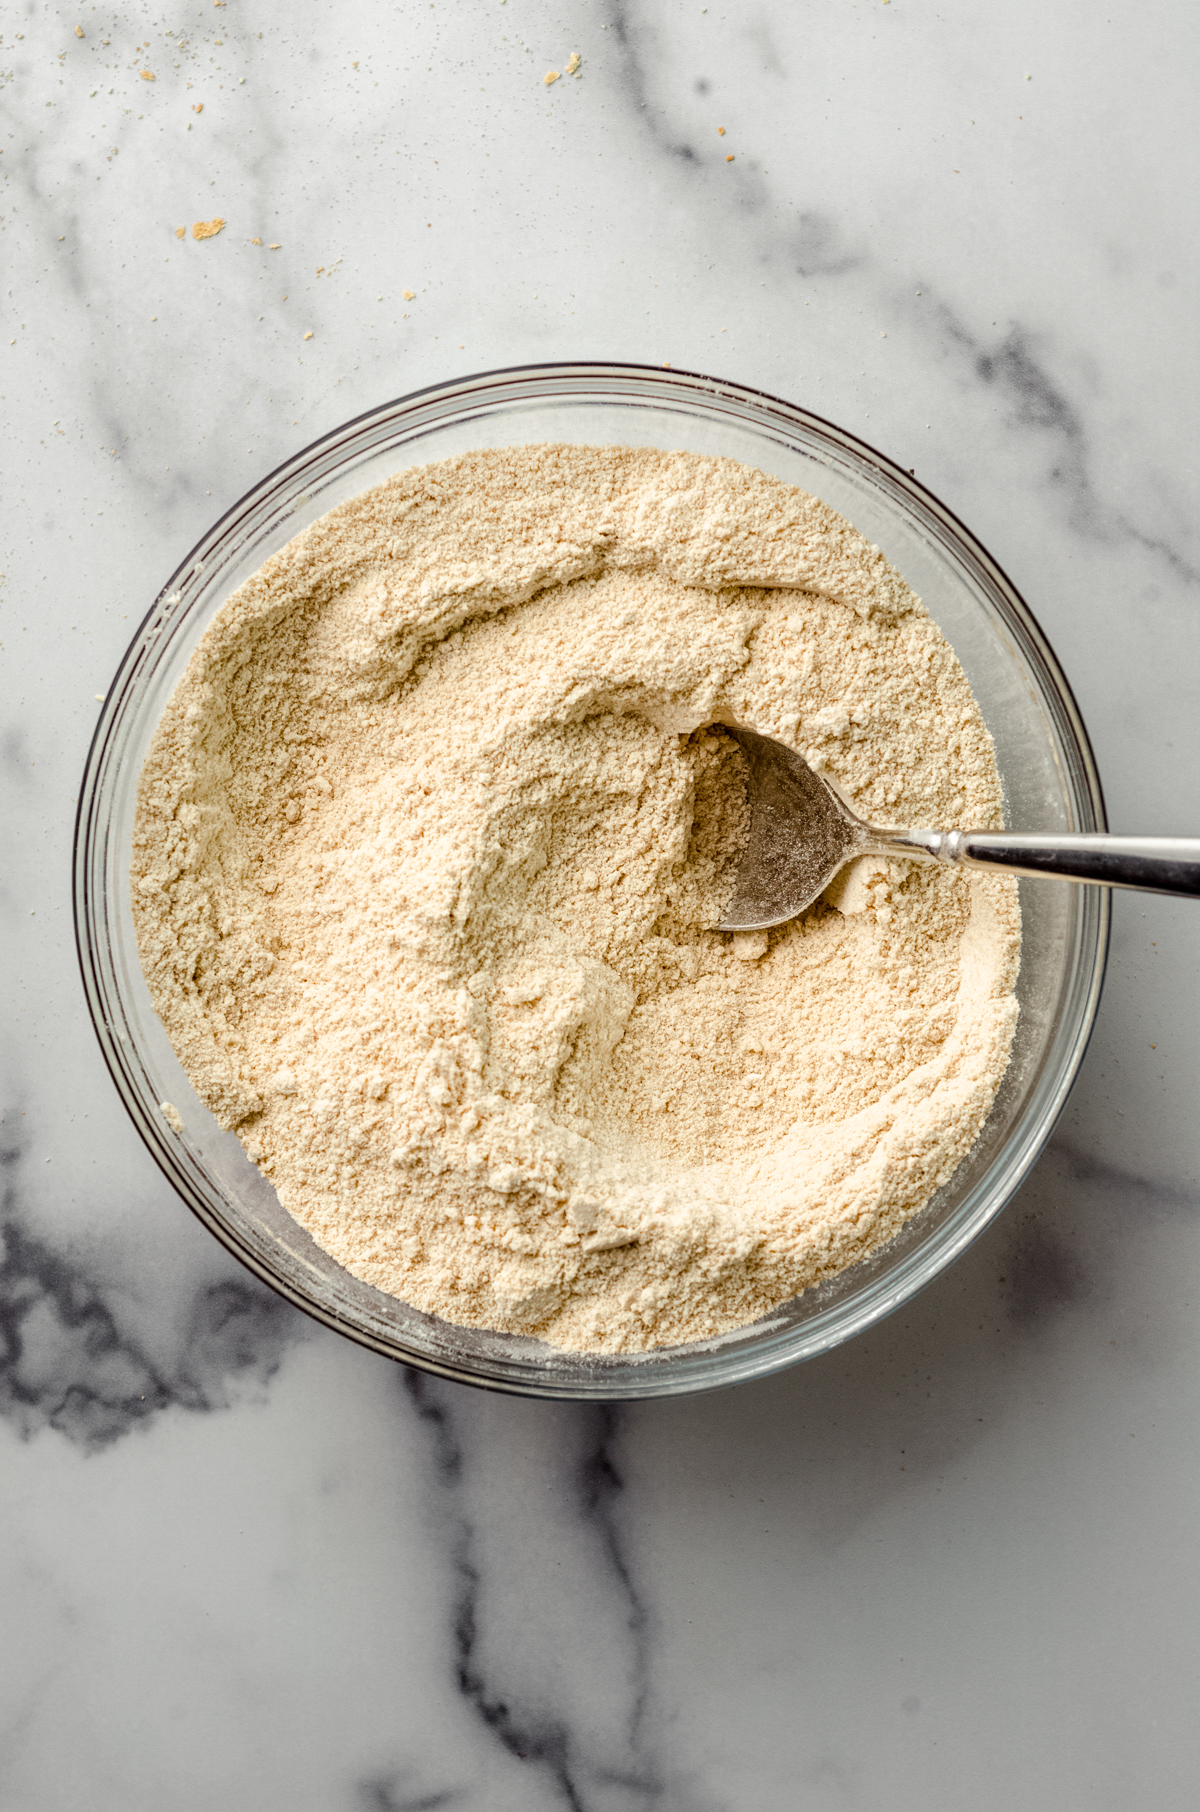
[716,729,876,930]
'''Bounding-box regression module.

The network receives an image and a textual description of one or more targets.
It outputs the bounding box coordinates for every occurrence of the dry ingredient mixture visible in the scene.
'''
[133,446,1020,1353]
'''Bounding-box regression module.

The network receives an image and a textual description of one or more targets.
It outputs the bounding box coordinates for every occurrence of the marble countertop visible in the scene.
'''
[4,2,1199,1806]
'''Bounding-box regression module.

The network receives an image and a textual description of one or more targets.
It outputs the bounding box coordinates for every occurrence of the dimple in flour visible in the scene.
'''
[133,446,1020,1353]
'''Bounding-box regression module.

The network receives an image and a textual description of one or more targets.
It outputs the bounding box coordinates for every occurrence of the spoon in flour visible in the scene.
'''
[717,726,1200,932]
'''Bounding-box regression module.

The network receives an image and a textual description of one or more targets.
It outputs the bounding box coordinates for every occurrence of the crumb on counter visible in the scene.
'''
[543,69,560,85]
[192,217,225,240]
[175,225,185,238]
[403,288,415,299]
[566,51,581,76]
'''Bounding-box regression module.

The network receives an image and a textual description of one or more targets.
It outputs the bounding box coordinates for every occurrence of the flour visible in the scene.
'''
[132,445,1020,1353]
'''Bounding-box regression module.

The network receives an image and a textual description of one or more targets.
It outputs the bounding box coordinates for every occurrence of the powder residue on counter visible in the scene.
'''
[132,445,1020,1352]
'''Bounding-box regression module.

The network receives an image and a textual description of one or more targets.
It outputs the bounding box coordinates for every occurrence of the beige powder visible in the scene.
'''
[132,445,1020,1353]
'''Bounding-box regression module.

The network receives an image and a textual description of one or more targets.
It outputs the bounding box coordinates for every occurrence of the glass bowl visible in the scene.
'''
[74,363,1109,1398]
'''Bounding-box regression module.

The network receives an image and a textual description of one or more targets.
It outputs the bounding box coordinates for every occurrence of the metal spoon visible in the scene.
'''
[717,726,1200,933]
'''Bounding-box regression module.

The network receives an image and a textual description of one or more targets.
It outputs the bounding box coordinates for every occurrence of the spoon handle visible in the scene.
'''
[873,830,1200,898]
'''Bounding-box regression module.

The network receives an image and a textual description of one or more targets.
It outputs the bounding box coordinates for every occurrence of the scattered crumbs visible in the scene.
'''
[565,51,581,76]
[75,24,84,37]
[193,102,204,112]
[717,125,725,135]
[140,69,155,80]
[303,330,313,340]
[250,236,263,245]
[543,69,560,85]
[402,288,415,299]
[726,153,734,162]
[175,225,185,238]
[160,1102,185,1134]
[192,217,226,240]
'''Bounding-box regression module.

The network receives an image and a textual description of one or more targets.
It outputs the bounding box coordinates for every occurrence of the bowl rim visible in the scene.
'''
[73,359,1110,1397]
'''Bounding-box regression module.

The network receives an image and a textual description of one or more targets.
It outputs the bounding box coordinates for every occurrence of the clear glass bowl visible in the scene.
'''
[74,363,1109,1398]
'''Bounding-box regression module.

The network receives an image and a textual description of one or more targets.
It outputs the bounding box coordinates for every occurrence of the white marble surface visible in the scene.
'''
[3,1,1200,1805]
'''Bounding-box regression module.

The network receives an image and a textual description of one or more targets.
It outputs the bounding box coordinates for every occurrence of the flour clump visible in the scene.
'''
[132,445,1020,1352]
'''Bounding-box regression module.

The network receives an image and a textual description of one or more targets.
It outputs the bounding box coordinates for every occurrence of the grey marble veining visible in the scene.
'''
[3,1,1200,1807]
